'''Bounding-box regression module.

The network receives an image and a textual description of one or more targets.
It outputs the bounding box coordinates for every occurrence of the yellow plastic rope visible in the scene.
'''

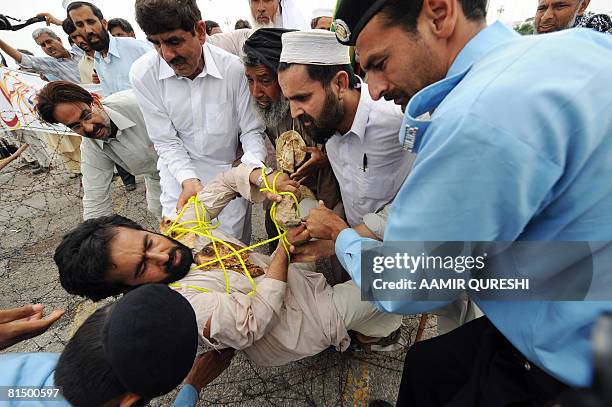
[163,171,300,297]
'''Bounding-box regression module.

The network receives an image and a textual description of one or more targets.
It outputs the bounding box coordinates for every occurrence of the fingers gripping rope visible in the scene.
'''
[164,175,300,296]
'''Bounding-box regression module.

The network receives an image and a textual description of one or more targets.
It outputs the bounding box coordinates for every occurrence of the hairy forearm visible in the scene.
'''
[265,250,288,282]
[0,39,23,63]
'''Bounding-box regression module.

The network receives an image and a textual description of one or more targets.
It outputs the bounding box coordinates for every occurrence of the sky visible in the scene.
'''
[1,0,612,66]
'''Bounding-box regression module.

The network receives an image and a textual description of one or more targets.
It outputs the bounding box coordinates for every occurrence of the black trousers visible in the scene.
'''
[396,317,568,407]
[116,164,135,186]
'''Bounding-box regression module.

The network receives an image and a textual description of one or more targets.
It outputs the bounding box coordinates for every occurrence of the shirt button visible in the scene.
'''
[524,361,531,371]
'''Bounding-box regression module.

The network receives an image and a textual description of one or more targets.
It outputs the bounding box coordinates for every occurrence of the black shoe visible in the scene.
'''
[125,183,137,191]
[369,401,393,407]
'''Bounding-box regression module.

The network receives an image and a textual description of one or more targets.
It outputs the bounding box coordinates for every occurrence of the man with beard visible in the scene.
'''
[278,30,413,231]
[130,0,267,244]
[67,1,151,190]
[242,28,342,253]
[66,1,151,96]
[35,81,162,220]
[0,27,82,82]
[298,0,612,405]
[248,0,309,30]
[53,170,402,366]
[36,12,98,83]
[534,0,612,34]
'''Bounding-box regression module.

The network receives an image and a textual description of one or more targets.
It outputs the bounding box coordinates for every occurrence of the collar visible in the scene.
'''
[342,80,370,142]
[68,45,84,59]
[399,22,517,153]
[94,34,119,61]
[158,42,223,81]
[93,105,136,148]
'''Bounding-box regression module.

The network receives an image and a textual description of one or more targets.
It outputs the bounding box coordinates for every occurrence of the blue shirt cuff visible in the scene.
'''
[171,384,199,407]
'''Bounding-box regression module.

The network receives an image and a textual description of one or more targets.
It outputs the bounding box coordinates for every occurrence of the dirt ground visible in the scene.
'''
[0,160,438,406]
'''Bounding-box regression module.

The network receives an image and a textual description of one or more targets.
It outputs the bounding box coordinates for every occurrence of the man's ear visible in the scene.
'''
[118,393,140,407]
[420,0,457,40]
[334,70,350,100]
[195,20,207,45]
[102,19,108,30]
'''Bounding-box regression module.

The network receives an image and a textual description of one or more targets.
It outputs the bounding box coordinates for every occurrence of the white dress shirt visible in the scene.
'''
[80,90,161,220]
[129,42,266,241]
[326,82,415,227]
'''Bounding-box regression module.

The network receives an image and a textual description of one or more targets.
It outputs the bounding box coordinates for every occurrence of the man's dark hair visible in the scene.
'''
[62,18,77,36]
[278,62,358,90]
[107,18,135,34]
[54,214,144,301]
[135,0,202,36]
[235,19,251,29]
[55,304,127,406]
[205,20,219,35]
[35,81,94,125]
[67,1,105,21]
[379,0,487,33]
[310,17,321,29]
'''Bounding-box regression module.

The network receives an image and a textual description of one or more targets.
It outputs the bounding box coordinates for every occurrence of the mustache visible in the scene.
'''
[84,124,106,138]
[298,112,316,126]
[170,56,188,66]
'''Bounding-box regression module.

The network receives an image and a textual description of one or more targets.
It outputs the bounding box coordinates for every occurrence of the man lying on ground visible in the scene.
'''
[54,164,403,367]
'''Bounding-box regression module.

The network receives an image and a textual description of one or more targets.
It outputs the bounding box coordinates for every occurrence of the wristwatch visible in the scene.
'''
[256,167,274,188]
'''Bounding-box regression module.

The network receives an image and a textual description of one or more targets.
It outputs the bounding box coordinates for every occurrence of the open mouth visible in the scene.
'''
[173,249,181,268]
[95,129,103,138]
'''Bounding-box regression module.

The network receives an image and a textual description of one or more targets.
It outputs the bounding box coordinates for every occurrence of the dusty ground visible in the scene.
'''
[0,160,438,406]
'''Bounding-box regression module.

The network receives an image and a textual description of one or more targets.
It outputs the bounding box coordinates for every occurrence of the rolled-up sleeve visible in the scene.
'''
[187,278,286,350]
[197,164,268,219]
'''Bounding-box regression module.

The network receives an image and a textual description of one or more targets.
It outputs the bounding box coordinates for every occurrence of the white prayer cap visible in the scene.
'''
[311,8,334,19]
[280,30,350,66]
[63,0,100,11]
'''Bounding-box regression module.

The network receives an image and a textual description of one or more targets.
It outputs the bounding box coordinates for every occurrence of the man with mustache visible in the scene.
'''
[242,28,342,255]
[53,170,402,367]
[277,30,413,232]
[130,0,267,244]
[36,12,100,84]
[534,0,612,34]
[301,0,612,405]
[67,1,151,191]
[35,81,162,220]
[66,1,151,97]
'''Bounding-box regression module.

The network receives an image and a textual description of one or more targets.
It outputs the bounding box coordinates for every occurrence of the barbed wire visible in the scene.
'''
[0,121,436,406]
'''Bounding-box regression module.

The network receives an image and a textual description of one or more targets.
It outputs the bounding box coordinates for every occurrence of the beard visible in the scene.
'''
[159,239,194,284]
[252,97,290,129]
[86,29,110,52]
[298,88,344,144]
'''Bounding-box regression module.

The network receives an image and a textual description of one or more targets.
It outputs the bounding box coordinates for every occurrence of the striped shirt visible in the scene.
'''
[19,46,83,83]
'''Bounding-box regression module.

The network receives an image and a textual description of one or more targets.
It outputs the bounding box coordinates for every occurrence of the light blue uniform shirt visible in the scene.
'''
[0,353,198,406]
[336,23,612,387]
[94,35,152,96]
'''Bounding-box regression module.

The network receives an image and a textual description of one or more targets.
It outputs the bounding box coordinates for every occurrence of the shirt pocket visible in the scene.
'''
[356,164,397,209]
[202,102,235,158]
